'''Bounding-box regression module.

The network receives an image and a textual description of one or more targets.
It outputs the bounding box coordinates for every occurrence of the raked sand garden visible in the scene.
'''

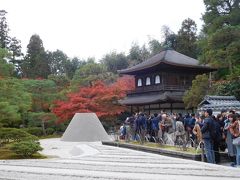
[0,138,239,180]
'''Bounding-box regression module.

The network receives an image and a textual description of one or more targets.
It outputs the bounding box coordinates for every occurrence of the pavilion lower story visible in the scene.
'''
[119,91,192,115]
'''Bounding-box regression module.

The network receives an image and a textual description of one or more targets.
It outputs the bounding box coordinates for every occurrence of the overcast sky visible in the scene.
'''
[1,0,205,60]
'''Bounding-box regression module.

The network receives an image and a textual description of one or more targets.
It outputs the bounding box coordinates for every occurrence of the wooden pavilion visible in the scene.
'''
[118,49,216,114]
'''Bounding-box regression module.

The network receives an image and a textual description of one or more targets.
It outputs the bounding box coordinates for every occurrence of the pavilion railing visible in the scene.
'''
[127,84,190,95]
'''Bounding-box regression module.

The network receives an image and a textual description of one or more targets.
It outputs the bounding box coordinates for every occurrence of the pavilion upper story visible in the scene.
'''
[118,49,216,96]
[117,49,216,113]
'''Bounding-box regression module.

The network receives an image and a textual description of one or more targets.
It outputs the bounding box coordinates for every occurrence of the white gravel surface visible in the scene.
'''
[0,138,239,180]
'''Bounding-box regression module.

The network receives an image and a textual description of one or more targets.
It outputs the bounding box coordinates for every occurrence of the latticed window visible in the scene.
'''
[137,78,142,87]
[155,75,160,84]
[146,77,151,85]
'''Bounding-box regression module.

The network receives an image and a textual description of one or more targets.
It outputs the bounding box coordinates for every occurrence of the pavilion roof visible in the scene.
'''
[118,49,216,75]
[198,95,240,111]
[119,91,184,105]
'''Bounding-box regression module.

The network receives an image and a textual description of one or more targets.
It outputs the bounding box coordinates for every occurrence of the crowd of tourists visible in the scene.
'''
[119,109,240,167]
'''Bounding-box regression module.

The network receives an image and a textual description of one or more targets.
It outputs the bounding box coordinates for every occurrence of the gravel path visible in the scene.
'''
[0,138,239,180]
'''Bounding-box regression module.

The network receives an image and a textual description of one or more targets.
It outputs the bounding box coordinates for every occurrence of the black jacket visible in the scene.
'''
[201,117,212,139]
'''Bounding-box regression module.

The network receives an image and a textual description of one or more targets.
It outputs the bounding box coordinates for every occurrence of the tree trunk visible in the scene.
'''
[41,120,46,136]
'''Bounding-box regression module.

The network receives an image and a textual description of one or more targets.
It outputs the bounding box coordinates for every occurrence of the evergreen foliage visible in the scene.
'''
[47,49,69,76]
[0,102,21,127]
[176,18,198,58]
[199,0,240,75]
[128,43,151,64]
[161,25,177,49]
[0,78,32,127]
[148,39,163,56]
[71,61,117,89]
[0,10,11,49]
[22,79,57,111]
[210,79,240,99]
[0,48,14,77]
[23,127,43,137]
[45,128,55,135]
[0,10,22,76]
[101,51,129,73]
[21,34,50,78]
[183,74,209,109]
[46,49,83,79]
[0,128,38,144]
[10,140,43,157]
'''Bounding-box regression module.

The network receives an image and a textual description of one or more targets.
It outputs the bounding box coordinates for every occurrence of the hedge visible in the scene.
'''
[10,140,43,157]
[0,128,38,145]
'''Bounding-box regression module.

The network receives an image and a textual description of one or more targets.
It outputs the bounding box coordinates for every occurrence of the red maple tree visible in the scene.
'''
[52,76,134,123]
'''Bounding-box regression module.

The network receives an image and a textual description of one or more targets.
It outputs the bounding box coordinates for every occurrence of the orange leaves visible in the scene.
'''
[52,76,134,123]
[112,75,135,91]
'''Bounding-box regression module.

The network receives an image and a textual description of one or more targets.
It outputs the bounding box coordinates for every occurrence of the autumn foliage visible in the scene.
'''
[52,76,135,123]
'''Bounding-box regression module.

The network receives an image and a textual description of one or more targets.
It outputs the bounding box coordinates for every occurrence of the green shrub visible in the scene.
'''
[23,127,43,137]
[10,140,43,157]
[45,128,55,135]
[54,123,67,133]
[0,128,38,144]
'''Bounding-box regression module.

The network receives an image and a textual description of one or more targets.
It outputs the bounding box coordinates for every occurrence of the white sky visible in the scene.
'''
[1,0,205,60]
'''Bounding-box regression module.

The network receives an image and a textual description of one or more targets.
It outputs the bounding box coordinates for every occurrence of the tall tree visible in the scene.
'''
[161,25,177,49]
[202,0,240,35]
[47,50,83,79]
[0,48,14,77]
[0,10,11,49]
[9,37,22,61]
[128,43,143,64]
[176,18,198,58]
[199,0,240,75]
[9,37,23,76]
[128,43,150,65]
[47,49,68,76]
[22,34,50,79]
[65,57,84,79]
[101,51,129,73]
[71,61,117,89]
[148,39,163,56]
[0,10,22,77]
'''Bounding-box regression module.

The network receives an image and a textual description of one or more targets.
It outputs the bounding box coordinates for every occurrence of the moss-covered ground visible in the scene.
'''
[118,141,202,154]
